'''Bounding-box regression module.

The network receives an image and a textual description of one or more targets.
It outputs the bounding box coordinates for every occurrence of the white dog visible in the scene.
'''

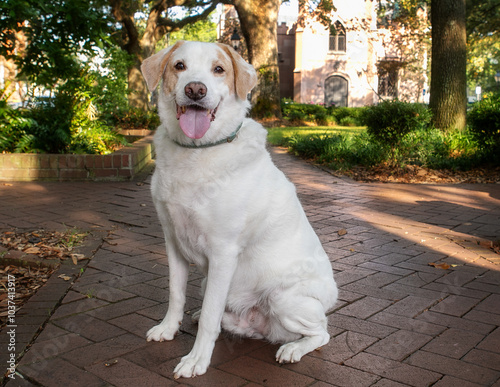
[141,41,338,379]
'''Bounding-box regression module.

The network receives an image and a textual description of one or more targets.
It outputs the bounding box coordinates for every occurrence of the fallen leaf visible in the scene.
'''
[58,274,72,281]
[428,262,451,270]
[24,247,40,254]
[71,253,86,264]
[338,228,347,236]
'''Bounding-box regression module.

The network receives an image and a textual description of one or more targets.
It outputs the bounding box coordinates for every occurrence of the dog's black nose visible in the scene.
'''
[185,82,207,101]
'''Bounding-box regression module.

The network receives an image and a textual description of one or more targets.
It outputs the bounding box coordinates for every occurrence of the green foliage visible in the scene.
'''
[168,15,217,44]
[281,102,330,124]
[1,0,111,87]
[360,100,433,158]
[468,93,500,147]
[280,101,366,126]
[92,46,132,121]
[467,93,500,155]
[396,128,481,170]
[251,66,281,118]
[26,91,74,153]
[268,125,491,172]
[288,132,387,170]
[0,101,37,153]
[109,108,160,130]
[466,0,500,89]
[0,70,126,154]
[253,96,280,119]
[328,107,365,126]
[70,123,125,155]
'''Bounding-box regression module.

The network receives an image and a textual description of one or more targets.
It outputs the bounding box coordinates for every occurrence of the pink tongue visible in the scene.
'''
[179,107,211,139]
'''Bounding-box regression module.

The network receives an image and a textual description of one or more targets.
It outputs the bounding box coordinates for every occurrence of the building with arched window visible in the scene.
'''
[277,0,429,107]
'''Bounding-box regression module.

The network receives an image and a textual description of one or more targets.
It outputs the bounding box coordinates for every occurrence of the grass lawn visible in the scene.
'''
[267,125,366,146]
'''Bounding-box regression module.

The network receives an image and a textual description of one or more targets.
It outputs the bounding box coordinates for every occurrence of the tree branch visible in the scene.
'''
[109,0,141,53]
[157,1,219,31]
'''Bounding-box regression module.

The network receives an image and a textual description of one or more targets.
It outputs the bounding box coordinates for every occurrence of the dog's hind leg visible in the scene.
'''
[270,295,330,364]
[147,245,189,342]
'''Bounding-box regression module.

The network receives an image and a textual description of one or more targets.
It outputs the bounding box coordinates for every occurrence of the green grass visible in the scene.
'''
[267,126,366,146]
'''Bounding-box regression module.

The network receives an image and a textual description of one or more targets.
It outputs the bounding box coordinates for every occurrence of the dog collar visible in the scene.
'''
[171,122,243,149]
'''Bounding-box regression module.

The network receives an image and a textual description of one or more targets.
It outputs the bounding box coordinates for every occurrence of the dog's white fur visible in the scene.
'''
[141,41,338,379]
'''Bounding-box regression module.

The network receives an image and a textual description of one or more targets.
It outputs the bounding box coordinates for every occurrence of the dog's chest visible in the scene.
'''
[153,164,239,266]
[168,203,210,267]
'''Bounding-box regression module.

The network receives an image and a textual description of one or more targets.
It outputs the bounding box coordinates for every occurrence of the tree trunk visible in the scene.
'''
[127,62,150,110]
[233,0,282,118]
[429,0,467,131]
[109,0,151,110]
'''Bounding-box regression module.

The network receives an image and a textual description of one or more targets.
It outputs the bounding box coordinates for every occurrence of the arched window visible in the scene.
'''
[329,21,346,52]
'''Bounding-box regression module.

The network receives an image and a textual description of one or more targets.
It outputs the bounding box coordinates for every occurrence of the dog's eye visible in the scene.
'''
[214,66,224,74]
[174,62,185,71]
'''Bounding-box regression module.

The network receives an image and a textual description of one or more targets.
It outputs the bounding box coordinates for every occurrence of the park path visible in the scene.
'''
[1,147,499,386]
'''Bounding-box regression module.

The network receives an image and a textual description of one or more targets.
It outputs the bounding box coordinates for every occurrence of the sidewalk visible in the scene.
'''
[1,147,499,387]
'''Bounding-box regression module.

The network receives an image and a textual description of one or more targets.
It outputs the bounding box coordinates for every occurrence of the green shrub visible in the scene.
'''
[71,123,125,154]
[467,93,500,154]
[339,116,358,127]
[0,99,37,153]
[109,107,160,130]
[328,107,365,126]
[281,102,330,124]
[360,100,432,161]
[27,91,74,153]
[1,79,126,154]
[288,132,388,170]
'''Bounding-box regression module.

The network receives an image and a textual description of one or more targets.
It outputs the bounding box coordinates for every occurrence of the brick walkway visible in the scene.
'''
[1,147,499,387]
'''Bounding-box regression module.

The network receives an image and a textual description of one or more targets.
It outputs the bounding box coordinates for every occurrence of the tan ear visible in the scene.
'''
[141,41,185,92]
[217,43,258,100]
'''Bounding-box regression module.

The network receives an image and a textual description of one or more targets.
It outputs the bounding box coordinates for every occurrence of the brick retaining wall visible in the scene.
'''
[0,135,155,181]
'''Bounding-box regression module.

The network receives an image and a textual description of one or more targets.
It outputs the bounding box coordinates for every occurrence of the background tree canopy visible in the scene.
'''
[1,0,499,126]
[466,0,500,91]
[0,0,111,87]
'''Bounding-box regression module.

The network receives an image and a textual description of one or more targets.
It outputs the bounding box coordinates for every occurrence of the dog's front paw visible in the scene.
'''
[173,351,210,379]
[146,323,179,342]
[276,342,305,364]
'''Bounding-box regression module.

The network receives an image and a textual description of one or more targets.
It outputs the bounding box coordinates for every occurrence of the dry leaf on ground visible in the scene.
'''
[428,262,451,270]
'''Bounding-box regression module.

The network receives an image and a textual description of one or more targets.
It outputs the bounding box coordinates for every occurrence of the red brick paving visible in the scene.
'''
[1,147,500,386]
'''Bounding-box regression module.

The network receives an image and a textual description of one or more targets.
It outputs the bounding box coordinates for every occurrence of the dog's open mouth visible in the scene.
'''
[176,104,218,139]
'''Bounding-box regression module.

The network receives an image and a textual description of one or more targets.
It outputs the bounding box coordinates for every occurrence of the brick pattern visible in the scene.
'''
[0,135,155,182]
[1,147,499,386]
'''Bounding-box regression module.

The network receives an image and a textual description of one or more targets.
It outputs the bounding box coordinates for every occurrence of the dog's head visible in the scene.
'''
[141,41,257,142]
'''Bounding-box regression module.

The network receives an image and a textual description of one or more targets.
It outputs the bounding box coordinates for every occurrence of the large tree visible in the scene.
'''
[232,0,282,118]
[429,0,467,131]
